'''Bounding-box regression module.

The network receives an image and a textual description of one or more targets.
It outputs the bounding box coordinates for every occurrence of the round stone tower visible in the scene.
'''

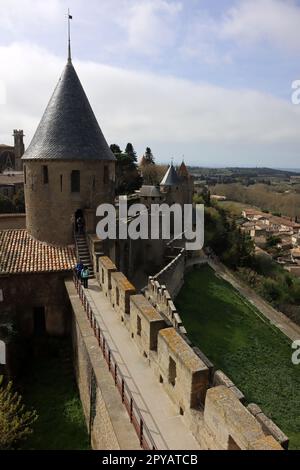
[22,57,115,246]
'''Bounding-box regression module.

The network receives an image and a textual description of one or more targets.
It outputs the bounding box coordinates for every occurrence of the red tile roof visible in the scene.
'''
[0,229,76,274]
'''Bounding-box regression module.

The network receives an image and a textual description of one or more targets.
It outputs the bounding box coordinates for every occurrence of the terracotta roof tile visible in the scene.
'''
[0,229,76,274]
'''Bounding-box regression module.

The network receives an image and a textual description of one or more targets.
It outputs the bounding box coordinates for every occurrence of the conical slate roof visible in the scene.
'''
[178,161,189,179]
[22,61,115,161]
[160,164,180,186]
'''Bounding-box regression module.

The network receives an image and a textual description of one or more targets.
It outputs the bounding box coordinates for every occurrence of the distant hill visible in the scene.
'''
[189,167,300,178]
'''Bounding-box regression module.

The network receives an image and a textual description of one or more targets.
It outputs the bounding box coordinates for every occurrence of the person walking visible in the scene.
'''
[76,261,84,280]
[81,266,90,289]
[77,216,84,235]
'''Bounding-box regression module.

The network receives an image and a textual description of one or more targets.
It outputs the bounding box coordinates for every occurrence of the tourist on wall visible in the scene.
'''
[75,261,84,280]
[77,216,84,235]
[81,266,90,288]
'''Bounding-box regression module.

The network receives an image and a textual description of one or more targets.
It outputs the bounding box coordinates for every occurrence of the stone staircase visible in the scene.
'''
[74,233,95,279]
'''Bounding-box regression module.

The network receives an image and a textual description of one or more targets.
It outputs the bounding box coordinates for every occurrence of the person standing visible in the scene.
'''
[81,266,90,288]
[76,261,84,280]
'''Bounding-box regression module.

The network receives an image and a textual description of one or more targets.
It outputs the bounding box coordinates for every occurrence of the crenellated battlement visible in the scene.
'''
[91,254,287,450]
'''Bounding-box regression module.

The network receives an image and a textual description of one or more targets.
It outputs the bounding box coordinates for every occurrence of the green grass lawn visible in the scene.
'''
[20,338,89,450]
[176,265,300,450]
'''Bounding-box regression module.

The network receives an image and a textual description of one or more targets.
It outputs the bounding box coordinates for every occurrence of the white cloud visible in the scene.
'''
[178,0,300,65]
[1,41,300,165]
[0,0,62,33]
[179,12,233,64]
[221,0,300,51]
[119,0,182,55]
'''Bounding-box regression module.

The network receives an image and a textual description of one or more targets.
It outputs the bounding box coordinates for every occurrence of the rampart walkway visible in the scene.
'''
[75,278,201,450]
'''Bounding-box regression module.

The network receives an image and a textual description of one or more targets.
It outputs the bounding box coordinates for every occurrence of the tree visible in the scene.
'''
[266,235,282,248]
[260,278,283,304]
[202,187,211,206]
[110,144,122,156]
[124,143,137,163]
[111,143,142,195]
[0,195,15,214]
[141,164,167,186]
[0,377,37,449]
[144,147,155,165]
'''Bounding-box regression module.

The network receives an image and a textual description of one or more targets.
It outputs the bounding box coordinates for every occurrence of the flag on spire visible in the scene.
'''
[67,9,72,62]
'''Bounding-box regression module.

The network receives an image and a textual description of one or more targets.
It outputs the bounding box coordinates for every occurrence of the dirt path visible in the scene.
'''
[208,259,300,342]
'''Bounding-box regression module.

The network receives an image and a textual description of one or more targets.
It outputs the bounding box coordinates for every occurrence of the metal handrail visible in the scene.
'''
[73,224,80,261]
[73,274,157,450]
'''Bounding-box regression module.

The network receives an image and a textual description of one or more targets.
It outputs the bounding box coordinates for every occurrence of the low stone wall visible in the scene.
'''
[151,248,185,297]
[0,213,26,230]
[247,403,289,450]
[204,386,282,450]
[145,277,186,334]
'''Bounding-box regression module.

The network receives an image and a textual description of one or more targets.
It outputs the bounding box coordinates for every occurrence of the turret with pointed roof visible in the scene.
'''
[160,163,180,186]
[22,61,115,162]
[23,49,115,245]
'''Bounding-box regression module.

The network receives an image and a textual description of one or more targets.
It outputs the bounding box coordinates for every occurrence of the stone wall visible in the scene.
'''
[110,272,136,319]
[0,271,70,336]
[0,214,26,230]
[92,255,285,450]
[23,159,115,245]
[203,386,282,450]
[130,294,166,357]
[151,248,185,297]
[157,328,209,412]
[67,279,140,450]
[145,277,186,333]
[98,256,117,297]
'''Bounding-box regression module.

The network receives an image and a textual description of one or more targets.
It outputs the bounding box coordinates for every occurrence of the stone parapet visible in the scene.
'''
[66,254,286,450]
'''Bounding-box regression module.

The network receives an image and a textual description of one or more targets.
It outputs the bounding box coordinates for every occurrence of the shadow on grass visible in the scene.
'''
[20,337,90,450]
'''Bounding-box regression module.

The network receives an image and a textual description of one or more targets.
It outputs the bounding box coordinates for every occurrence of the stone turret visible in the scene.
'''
[160,163,184,205]
[178,161,194,205]
[22,59,116,246]
[13,129,25,171]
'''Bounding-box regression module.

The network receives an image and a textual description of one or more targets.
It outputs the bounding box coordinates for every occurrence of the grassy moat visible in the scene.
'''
[176,265,300,450]
[20,338,89,450]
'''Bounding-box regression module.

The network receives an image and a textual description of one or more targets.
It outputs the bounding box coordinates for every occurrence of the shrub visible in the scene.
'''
[0,377,37,449]
[260,278,283,304]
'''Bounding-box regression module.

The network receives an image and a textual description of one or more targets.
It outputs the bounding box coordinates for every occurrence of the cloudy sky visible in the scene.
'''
[1,0,300,167]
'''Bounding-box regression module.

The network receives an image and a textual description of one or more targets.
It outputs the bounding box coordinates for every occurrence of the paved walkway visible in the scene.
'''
[192,257,300,342]
[83,279,201,450]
